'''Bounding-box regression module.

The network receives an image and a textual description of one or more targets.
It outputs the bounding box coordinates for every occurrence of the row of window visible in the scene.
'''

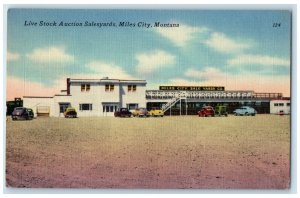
[78,103,139,112]
[81,84,138,92]
[274,103,290,107]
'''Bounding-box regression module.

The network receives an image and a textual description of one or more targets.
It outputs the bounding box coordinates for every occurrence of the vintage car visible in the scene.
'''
[233,106,257,116]
[214,105,228,116]
[11,107,34,120]
[114,108,132,117]
[198,106,215,117]
[132,108,150,117]
[149,107,164,117]
[64,107,77,118]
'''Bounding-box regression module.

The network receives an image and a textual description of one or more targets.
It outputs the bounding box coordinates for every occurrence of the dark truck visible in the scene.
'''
[11,107,34,120]
[114,108,132,118]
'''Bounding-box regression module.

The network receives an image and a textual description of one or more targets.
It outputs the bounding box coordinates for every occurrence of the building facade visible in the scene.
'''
[23,78,289,117]
[145,89,285,115]
[270,100,291,114]
[23,78,147,117]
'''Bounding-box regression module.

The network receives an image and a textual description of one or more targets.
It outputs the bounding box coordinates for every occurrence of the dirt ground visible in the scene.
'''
[6,115,290,189]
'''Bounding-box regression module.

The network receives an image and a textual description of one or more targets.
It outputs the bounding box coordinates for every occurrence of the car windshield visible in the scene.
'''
[14,108,25,112]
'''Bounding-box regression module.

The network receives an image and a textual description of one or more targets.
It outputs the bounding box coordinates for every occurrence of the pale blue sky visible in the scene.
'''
[7,9,291,99]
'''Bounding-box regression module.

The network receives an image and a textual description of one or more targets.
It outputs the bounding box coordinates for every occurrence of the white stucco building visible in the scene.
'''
[270,99,291,114]
[23,78,147,117]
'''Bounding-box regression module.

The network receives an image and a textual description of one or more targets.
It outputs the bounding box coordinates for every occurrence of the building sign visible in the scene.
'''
[159,86,225,91]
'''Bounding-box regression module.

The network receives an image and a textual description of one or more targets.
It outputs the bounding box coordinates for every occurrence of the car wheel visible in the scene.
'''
[252,113,255,116]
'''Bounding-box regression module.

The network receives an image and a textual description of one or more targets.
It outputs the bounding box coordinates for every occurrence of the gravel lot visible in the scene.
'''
[6,115,290,189]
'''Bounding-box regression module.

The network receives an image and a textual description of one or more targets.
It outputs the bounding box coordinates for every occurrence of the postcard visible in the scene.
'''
[6,8,291,189]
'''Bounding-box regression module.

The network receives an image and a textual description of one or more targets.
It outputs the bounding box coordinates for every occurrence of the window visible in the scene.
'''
[59,103,70,113]
[279,103,284,106]
[128,85,137,92]
[103,104,118,113]
[86,84,90,91]
[81,84,90,92]
[105,84,114,92]
[287,103,290,106]
[274,103,278,106]
[79,104,92,111]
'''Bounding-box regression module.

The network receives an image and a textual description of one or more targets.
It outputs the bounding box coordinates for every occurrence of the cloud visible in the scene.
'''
[167,66,290,96]
[7,51,20,61]
[6,76,60,101]
[7,60,135,100]
[135,50,176,74]
[228,54,290,67]
[204,32,251,54]
[26,46,74,63]
[86,61,134,80]
[168,78,201,86]
[185,67,227,81]
[154,23,208,47]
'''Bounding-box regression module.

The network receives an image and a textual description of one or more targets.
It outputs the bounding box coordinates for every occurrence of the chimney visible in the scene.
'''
[67,78,70,95]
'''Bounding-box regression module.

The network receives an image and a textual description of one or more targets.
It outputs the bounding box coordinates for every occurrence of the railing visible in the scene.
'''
[252,93,283,99]
[146,90,254,100]
[146,90,282,100]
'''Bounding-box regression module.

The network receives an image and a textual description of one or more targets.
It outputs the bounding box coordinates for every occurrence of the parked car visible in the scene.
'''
[64,107,77,118]
[132,108,150,117]
[114,108,132,117]
[198,106,215,117]
[26,108,34,119]
[149,107,164,117]
[11,107,34,120]
[215,105,228,116]
[233,106,257,116]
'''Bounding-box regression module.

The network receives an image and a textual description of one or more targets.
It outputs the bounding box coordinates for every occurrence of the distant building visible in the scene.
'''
[6,97,23,115]
[270,99,291,115]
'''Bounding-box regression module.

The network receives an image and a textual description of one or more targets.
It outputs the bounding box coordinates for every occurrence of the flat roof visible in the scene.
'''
[69,78,147,84]
[23,96,54,98]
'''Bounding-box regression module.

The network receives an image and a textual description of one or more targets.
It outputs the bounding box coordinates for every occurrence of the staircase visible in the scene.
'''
[161,92,187,113]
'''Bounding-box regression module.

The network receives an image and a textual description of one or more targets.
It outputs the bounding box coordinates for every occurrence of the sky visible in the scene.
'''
[6,9,291,100]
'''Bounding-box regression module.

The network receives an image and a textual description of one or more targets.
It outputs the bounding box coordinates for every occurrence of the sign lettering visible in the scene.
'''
[159,86,225,91]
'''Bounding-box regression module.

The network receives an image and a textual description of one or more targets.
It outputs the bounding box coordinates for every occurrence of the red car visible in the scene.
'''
[198,106,215,117]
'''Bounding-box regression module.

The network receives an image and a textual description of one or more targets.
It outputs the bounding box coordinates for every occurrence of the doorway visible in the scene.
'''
[59,102,70,117]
